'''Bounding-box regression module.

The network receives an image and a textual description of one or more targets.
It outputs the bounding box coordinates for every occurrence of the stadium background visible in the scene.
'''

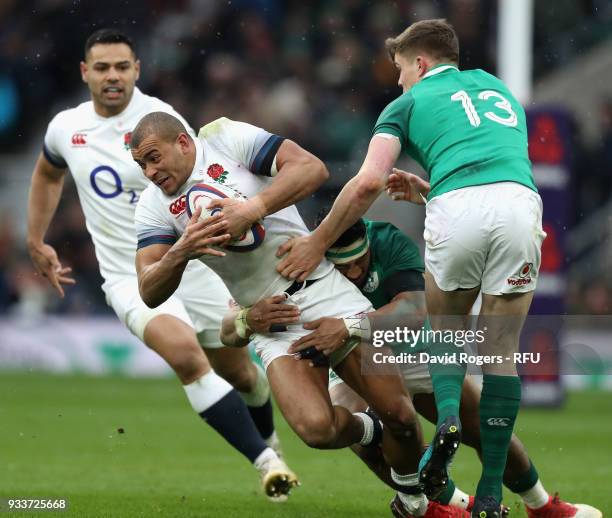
[0,0,611,516]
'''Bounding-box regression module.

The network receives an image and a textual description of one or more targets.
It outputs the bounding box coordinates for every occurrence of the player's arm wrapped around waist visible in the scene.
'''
[220,294,301,347]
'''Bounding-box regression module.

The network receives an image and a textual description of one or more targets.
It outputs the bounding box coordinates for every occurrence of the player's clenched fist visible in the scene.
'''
[173,207,231,260]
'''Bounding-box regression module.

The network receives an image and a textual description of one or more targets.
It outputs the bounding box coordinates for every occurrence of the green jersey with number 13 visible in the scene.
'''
[373,64,537,200]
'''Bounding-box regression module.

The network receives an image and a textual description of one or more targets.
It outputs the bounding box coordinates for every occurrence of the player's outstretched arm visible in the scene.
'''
[289,281,426,361]
[386,168,430,204]
[276,135,401,282]
[26,153,75,297]
[136,209,230,308]
[220,295,301,347]
[208,140,329,239]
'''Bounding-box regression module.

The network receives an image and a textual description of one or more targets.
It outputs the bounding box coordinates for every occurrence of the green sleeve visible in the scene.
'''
[383,225,424,276]
[367,221,424,278]
[372,93,414,149]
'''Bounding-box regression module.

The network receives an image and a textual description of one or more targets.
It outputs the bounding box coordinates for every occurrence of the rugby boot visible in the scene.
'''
[390,495,470,517]
[419,415,462,499]
[526,493,602,518]
[257,455,299,502]
[470,495,502,517]
[466,496,510,516]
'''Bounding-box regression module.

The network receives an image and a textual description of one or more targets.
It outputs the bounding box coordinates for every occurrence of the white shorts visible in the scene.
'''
[424,182,546,295]
[103,261,231,347]
[399,361,434,395]
[253,268,373,370]
[328,360,433,396]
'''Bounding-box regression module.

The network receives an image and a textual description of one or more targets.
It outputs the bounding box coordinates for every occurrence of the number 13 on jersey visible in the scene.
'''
[451,90,518,128]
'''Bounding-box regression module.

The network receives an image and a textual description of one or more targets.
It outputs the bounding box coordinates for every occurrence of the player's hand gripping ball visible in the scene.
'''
[186,183,265,252]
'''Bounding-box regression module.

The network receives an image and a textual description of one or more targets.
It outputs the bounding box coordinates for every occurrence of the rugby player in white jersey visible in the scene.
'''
[131,111,460,516]
[26,28,297,501]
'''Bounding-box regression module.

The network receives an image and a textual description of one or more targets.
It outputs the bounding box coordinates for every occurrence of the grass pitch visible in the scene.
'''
[1,373,610,517]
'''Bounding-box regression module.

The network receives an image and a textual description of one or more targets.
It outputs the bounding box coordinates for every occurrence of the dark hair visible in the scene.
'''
[315,208,367,247]
[84,28,135,58]
[130,111,188,149]
[385,19,459,64]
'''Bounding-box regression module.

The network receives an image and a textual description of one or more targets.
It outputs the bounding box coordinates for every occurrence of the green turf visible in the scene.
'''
[0,373,610,517]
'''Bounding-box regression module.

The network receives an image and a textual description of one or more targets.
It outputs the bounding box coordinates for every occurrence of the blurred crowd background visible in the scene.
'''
[1,0,612,316]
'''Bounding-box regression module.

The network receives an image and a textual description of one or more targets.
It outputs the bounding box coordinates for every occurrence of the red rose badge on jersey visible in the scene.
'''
[124,132,132,151]
[207,163,228,184]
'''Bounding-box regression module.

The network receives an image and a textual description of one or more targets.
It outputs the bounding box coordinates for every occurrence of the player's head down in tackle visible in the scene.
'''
[316,208,371,288]
[81,28,140,117]
[385,18,459,93]
[130,112,194,195]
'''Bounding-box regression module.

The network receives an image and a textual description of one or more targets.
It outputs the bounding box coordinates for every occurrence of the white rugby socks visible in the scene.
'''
[253,447,278,471]
[354,412,375,446]
[520,480,549,509]
[184,370,232,412]
[449,487,471,509]
[392,469,428,516]
[238,363,270,407]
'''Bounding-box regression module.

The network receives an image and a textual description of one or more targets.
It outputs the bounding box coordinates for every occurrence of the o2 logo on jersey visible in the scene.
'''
[90,166,139,204]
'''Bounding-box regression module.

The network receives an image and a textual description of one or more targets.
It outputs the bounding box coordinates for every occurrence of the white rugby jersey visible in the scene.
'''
[43,88,193,287]
[135,117,333,307]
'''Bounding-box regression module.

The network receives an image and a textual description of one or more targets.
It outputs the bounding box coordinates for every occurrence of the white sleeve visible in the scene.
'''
[198,117,285,177]
[135,188,179,249]
[42,113,68,168]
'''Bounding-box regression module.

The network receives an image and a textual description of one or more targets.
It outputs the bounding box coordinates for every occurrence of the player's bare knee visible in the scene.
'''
[301,427,338,449]
[294,415,337,449]
[165,344,209,383]
[375,396,419,437]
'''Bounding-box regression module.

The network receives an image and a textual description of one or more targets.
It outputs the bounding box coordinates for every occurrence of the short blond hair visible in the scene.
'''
[385,19,459,64]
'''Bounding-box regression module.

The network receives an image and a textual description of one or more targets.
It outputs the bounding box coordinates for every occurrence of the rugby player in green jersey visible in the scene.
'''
[273,19,596,518]
[222,213,600,517]
[295,216,598,518]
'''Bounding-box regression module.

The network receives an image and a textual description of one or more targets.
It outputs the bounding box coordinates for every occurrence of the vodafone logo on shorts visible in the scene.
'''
[507,262,533,286]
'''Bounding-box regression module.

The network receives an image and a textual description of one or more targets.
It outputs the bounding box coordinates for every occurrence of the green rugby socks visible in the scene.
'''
[425,319,466,427]
[476,374,522,502]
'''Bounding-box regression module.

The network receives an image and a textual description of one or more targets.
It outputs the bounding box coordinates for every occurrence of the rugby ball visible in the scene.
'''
[185,183,265,252]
